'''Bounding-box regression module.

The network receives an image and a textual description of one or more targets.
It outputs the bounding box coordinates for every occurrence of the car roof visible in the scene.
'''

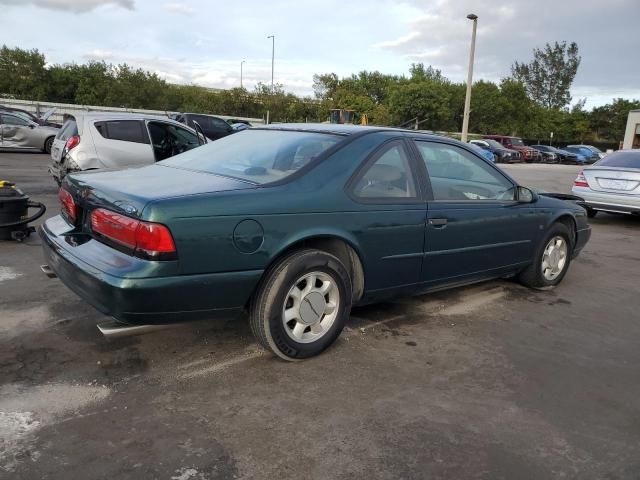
[255,122,446,139]
[483,134,520,139]
[72,112,174,122]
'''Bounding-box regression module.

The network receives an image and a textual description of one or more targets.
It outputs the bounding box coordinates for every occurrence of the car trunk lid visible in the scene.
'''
[62,164,256,228]
[582,167,640,194]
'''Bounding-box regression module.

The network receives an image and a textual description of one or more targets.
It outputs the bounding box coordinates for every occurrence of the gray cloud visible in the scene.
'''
[375,0,640,103]
[0,0,134,12]
[162,2,194,15]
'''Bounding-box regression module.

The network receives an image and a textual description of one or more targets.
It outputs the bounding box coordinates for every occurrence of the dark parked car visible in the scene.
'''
[531,145,585,165]
[483,135,543,163]
[469,139,522,163]
[563,146,599,163]
[41,125,591,360]
[171,112,235,140]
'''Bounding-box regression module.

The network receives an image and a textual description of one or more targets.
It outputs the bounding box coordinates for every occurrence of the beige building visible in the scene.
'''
[623,109,640,149]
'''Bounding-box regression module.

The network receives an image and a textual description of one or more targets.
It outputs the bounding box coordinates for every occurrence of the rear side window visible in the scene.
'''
[56,119,78,140]
[596,151,640,169]
[94,120,149,144]
[352,142,417,200]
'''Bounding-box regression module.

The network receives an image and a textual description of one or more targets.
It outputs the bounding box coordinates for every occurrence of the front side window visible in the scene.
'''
[352,142,417,199]
[415,141,515,201]
[148,122,200,161]
[1,114,30,126]
[162,129,342,184]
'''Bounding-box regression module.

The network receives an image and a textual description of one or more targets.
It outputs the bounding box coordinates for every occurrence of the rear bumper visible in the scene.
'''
[40,216,262,324]
[571,187,640,214]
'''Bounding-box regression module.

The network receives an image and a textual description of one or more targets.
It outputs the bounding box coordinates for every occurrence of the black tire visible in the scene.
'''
[518,222,573,290]
[249,249,352,361]
[43,136,54,154]
[586,208,597,218]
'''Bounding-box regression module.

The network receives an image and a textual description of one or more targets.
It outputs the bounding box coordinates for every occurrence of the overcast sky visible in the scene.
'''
[1,0,638,108]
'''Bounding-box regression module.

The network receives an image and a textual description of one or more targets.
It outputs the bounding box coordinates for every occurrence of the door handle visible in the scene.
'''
[429,218,448,228]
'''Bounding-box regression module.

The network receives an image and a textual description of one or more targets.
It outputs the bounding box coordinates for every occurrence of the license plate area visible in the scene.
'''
[597,178,632,190]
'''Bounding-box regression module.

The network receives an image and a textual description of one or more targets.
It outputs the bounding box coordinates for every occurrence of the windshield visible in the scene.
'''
[162,129,343,184]
[595,151,640,169]
[484,139,503,149]
[510,138,525,147]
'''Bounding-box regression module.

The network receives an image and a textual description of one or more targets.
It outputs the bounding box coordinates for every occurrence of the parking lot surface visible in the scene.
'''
[1,152,640,479]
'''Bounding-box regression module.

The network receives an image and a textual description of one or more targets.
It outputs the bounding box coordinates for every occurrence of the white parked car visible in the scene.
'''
[50,112,206,185]
[572,150,640,217]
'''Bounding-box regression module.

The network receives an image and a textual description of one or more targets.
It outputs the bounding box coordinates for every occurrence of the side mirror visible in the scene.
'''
[29,123,37,129]
[517,186,538,203]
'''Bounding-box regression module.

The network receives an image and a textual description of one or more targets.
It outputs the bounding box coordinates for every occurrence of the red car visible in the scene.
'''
[483,135,542,163]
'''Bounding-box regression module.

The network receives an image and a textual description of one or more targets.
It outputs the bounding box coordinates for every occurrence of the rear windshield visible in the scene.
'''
[596,151,640,169]
[56,119,78,140]
[161,129,343,184]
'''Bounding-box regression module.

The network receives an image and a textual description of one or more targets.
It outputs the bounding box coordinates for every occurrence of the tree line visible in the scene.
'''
[1,44,636,147]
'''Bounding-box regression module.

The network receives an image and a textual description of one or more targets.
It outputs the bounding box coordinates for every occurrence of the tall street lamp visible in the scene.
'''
[240,60,246,89]
[461,13,478,143]
[267,34,275,93]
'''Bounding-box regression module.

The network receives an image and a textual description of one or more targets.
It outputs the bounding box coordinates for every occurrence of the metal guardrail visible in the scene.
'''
[0,98,265,126]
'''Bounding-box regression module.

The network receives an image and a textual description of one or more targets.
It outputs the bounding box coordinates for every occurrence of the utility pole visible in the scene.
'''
[461,13,478,143]
[267,35,275,93]
[240,60,246,89]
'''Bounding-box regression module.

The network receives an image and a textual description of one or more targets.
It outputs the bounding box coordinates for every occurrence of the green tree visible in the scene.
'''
[0,45,48,99]
[512,41,581,109]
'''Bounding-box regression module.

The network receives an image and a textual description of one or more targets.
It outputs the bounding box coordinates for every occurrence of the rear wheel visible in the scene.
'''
[249,249,352,361]
[43,136,54,154]
[518,223,573,289]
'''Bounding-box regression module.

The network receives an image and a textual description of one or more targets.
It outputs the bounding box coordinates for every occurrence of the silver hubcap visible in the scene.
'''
[282,271,340,343]
[541,236,568,281]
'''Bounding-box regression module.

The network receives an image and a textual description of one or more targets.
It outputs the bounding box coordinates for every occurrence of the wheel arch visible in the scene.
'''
[43,135,55,151]
[551,213,578,248]
[255,233,366,306]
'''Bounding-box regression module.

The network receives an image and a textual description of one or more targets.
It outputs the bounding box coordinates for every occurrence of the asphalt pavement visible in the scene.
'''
[1,152,639,479]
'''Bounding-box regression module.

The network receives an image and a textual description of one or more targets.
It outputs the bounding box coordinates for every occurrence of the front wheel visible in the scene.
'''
[518,223,573,289]
[249,249,352,361]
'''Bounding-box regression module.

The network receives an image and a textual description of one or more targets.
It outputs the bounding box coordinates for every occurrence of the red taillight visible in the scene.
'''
[90,208,176,260]
[65,135,80,151]
[58,188,77,221]
[574,171,589,188]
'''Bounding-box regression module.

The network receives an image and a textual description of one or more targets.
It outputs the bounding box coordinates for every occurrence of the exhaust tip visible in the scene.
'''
[97,320,176,339]
[40,265,57,278]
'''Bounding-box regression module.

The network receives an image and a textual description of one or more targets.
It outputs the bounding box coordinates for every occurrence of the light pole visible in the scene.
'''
[267,34,275,93]
[461,13,478,143]
[240,60,246,89]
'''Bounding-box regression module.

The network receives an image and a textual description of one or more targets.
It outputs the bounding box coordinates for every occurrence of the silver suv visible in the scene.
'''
[50,112,206,184]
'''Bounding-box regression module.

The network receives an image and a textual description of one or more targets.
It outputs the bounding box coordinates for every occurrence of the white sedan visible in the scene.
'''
[572,150,640,217]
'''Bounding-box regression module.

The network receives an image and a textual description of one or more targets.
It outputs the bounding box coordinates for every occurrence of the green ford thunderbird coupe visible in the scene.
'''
[40,124,591,360]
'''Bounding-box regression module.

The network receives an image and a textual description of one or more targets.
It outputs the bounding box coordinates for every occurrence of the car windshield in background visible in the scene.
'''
[596,151,640,169]
[485,139,504,149]
[161,129,343,184]
[510,138,525,146]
